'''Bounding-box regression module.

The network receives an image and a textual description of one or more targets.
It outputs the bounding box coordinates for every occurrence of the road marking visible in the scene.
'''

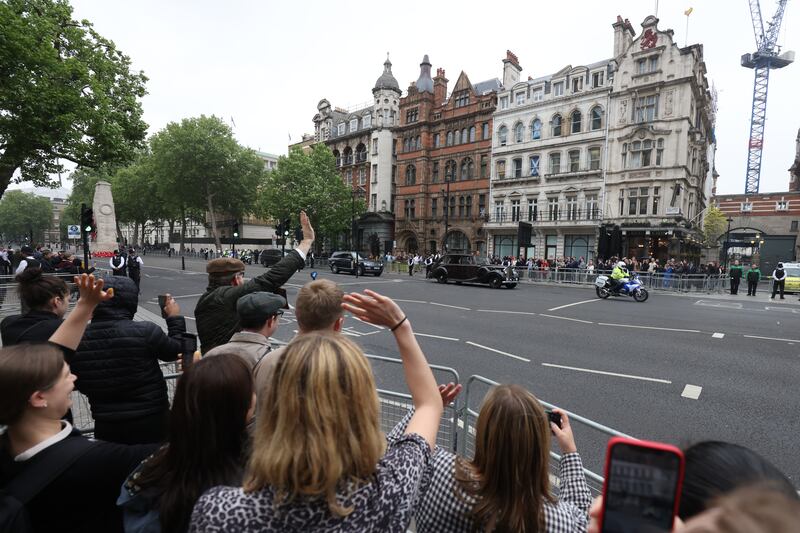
[415,332,460,341]
[394,299,427,304]
[744,334,800,343]
[765,307,800,314]
[539,314,593,324]
[476,309,538,316]
[335,280,403,287]
[352,317,384,329]
[185,316,196,321]
[712,332,725,339]
[341,330,362,337]
[542,363,672,384]
[681,384,703,399]
[466,341,530,362]
[429,302,471,311]
[547,299,601,311]
[598,323,701,333]
[695,300,743,309]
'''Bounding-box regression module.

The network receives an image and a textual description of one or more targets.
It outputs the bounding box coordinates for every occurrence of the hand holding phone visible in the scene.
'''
[158,295,168,318]
[545,409,562,429]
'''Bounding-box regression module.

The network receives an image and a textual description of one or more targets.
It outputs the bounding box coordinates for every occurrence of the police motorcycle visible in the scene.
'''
[595,271,649,302]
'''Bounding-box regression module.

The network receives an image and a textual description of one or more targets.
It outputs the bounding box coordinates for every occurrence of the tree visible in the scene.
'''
[0,0,148,199]
[702,205,728,246]
[256,144,363,249]
[112,156,160,247]
[0,190,53,244]
[150,116,264,252]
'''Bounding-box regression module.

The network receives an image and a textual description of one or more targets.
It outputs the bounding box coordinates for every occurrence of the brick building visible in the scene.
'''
[394,55,500,255]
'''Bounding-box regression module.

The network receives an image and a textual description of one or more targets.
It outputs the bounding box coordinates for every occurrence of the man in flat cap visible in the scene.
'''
[203,291,285,368]
[195,211,314,353]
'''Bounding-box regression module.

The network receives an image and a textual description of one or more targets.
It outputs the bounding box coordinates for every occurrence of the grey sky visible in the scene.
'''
[63,0,798,195]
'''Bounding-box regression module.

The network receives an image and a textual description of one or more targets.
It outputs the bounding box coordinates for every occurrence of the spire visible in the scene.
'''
[374,52,400,93]
[416,54,434,93]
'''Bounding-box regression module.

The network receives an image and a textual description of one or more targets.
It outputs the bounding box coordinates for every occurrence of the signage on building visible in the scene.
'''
[665,207,682,215]
[67,224,80,239]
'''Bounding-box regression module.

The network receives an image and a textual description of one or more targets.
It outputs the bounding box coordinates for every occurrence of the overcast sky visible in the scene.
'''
[60,0,799,195]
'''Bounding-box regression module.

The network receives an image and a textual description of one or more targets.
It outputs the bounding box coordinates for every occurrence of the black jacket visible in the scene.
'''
[0,310,63,346]
[72,276,186,421]
[195,249,303,353]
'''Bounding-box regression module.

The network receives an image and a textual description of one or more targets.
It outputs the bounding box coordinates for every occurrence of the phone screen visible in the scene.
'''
[602,443,681,533]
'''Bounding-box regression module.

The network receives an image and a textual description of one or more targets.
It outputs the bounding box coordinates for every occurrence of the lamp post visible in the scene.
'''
[723,216,734,271]
[441,175,451,253]
[351,186,365,251]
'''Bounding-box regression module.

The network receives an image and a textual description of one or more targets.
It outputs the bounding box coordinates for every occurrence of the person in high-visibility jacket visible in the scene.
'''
[610,260,629,293]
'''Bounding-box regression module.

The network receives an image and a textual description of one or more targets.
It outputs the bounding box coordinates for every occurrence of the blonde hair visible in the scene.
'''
[295,279,343,332]
[245,332,385,516]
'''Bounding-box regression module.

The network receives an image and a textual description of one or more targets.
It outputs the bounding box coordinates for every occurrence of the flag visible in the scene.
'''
[230,116,236,127]
[684,7,693,16]
[288,132,292,142]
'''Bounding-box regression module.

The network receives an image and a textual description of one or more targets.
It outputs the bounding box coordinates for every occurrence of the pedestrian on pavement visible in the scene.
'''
[425,255,433,278]
[110,250,127,276]
[746,263,761,296]
[194,211,314,353]
[729,259,743,295]
[408,255,414,276]
[771,262,786,299]
[127,248,144,292]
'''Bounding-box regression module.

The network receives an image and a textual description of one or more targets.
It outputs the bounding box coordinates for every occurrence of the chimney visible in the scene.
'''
[612,15,636,58]
[433,67,448,106]
[502,50,522,88]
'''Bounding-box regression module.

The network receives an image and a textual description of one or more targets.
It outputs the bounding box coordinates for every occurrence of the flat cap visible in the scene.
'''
[206,258,246,275]
[237,292,286,322]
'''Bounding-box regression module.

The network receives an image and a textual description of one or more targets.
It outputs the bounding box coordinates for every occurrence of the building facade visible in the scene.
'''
[394,55,499,255]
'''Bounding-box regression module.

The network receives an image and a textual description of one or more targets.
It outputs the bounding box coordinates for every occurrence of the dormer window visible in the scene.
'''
[363,114,372,128]
[454,91,470,108]
[532,89,543,102]
[777,200,789,211]
[592,71,605,87]
[349,119,358,132]
[741,202,753,212]
[637,56,659,74]
[515,92,526,105]
[337,123,345,136]
[499,96,509,109]
[553,82,565,97]
[571,77,583,93]
[406,108,418,123]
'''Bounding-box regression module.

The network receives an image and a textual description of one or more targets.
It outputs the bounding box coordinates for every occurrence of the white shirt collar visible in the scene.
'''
[14,421,74,462]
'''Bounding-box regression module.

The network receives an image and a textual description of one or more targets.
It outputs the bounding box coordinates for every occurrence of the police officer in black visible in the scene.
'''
[127,247,144,291]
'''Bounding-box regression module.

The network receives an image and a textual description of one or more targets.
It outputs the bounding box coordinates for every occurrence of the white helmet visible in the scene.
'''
[617,261,626,268]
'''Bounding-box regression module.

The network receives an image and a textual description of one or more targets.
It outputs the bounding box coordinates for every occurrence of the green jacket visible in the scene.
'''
[746,267,761,282]
[729,264,743,280]
[195,250,304,353]
[611,265,628,280]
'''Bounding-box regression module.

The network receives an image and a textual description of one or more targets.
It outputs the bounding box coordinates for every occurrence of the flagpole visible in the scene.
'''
[685,14,690,46]
[654,0,659,17]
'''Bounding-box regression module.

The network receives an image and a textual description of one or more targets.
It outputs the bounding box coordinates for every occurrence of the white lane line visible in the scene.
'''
[539,314,593,324]
[598,323,701,333]
[476,309,538,316]
[415,332,460,341]
[744,334,800,343]
[466,341,530,362]
[712,332,725,339]
[547,299,602,311]
[681,384,703,399]
[352,316,385,329]
[542,363,672,384]
[185,316,196,321]
[394,299,427,304]
[165,293,204,300]
[335,280,402,286]
[429,302,471,311]
[695,300,743,309]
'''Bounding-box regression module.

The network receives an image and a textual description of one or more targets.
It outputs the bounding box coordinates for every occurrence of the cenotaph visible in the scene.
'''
[92,181,119,255]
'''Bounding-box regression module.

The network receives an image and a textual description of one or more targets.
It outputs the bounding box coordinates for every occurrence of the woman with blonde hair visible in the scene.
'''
[190,289,442,532]
[393,383,592,532]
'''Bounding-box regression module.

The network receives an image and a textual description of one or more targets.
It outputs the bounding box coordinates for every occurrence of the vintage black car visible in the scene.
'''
[328,251,383,276]
[259,249,285,267]
[431,254,518,288]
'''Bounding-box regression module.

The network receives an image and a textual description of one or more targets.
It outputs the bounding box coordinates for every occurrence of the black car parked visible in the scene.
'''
[328,251,383,276]
[259,249,285,267]
[431,254,518,288]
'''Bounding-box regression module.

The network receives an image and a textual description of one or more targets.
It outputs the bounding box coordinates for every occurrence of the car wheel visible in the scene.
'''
[437,273,447,284]
[490,277,502,289]
[506,283,517,289]
[332,264,339,274]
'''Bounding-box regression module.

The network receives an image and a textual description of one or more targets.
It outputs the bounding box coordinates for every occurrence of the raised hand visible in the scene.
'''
[342,289,405,329]
[438,382,462,407]
[73,274,113,308]
[299,210,315,243]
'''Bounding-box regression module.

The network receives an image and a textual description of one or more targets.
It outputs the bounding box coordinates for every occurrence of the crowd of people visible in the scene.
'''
[2,213,799,533]
[0,245,88,278]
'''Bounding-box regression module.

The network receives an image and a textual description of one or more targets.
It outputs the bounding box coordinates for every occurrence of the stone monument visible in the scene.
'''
[92,181,119,255]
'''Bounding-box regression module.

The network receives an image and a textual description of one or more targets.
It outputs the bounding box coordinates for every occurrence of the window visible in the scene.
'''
[531,119,542,140]
[454,91,470,108]
[592,71,604,87]
[469,126,476,142]
[628,140,654,168]
[588,147,601,170]
[532,89,543,102]
[446,131,453,146]
[461,128,468,144]
[549,152,561,174]
[511,199,521,222]
[345,169,352,186]
[359,168,366,185]
[445,160,456,182]
[551,114,562,136]
[405,164,416,185]
[453,130,460,145]
[482,123,489,140]
[363,114,372,128]
[570,110,582,134]
[619,190,625,216]
[590,106,603,130]
[498,126,508,146]
[349,118,358,132]
[337,123,345,136]
[372,140,378,155]
[527,199,538,221]
[628,187,649,216]
[529,155,540,176]
[553,81,565,97]
[480,155,487,178]
[568,150,580,172]
[449,196,456,219]
[586,194,598,219]
[688,192,695,220]
[459,196,465,218]
[514,123,524,143]
[652,187,660,215]
[512,158,523,178]
[496,160,506,179]
[741,202,753,212]
[494,201,505,221]
[406,108,419,123]
[404,199,415,219]
[622,143,627,168]
[432,162,439,183]
[637,55,659,74]
[777,200,789,211]
[460,158,474,180]
[548,197,559,221]
[566,196,578,220]
[571,76,583,93]
[499,96,509,109]
[372,164,378,183]
[434,133,440,148]
[466,195,472,217]
[431,198,438,218]
[634,95,658,123]
[403,138,410,152]
[371,194,377,211]
[479,194,486,216]
[546,235,557,259]
[791,220,798,231]
[656,138,664,165]
[516,92,526,105]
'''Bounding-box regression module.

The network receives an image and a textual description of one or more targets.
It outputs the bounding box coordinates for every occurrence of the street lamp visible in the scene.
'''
[723,216,734,270]
[351,186,365,251]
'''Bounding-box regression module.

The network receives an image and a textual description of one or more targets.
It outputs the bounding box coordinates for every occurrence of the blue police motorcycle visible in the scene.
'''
[595,273,649,302]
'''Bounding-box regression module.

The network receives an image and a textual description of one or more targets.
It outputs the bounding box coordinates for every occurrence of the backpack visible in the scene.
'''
[0,436,96,532]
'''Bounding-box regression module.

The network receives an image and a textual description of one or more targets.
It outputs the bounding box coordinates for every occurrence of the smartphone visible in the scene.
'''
[180,333,198,370]
[545,409,562,429]
[157,295,168,318]
[599,437,685,533]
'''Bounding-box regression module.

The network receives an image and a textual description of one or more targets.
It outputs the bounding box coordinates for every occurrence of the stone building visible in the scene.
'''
[312,56,400,254]
[394,55,499,255]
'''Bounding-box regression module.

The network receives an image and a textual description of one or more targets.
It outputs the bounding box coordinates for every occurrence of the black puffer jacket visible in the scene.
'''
[72,276,186,422]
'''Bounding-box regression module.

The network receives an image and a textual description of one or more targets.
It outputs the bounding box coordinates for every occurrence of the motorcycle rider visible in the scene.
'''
[610,260,629,294]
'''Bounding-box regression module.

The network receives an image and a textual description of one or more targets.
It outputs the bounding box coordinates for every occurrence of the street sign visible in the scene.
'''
[67,224,80,239]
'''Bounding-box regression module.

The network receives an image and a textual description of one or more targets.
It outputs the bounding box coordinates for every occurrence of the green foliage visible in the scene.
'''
[256,144,363,239]
[0,190,53,243]
[62,166,113,233]
[702,205,728,245]
[0,0,148,198]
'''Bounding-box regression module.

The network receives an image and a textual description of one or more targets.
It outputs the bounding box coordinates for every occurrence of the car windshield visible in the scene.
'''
[474,257,491,266]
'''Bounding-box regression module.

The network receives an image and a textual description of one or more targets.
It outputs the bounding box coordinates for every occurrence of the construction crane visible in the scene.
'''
[741,0,794,194]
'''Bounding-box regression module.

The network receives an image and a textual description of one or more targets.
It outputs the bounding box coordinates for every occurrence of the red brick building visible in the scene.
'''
[394,55,500,255]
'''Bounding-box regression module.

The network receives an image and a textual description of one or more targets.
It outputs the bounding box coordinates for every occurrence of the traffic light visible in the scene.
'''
[232,222,239,238]
[294,226,303,242]
[275,221,283,237]
[80,206,95,234]
[283,218,291,237]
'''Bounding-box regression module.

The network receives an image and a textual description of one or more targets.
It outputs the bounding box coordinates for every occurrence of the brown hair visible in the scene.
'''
[454,384,555,532]
[684,484,800,532]
[15,268,69,311]
[244,333,385,517]
[0,344,65,425]
[295,280,343,332]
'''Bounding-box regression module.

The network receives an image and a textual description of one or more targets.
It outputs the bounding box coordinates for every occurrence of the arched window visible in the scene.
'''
[461,128,468,144]
[498,125,508,145]
[459,196,466,217]
[453,130,460,145]
[570,110,582,134]
[514,122,524,143]
[531,119,542,140]
[551,115,562,136]
[591,106,603,130]
[469,126,476,142]
[333,149,341,167]
[416,135,421,149]
[446,131,453,146]
[460,158,473,180]
[405,164,416,185]
[445,160,457,182]
[403,138,410,152]
[466,195,473,217]
[449,196,456,218]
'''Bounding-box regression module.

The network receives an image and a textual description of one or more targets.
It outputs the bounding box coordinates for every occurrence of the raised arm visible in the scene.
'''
[342,289,442,449]
[49,274,113,350]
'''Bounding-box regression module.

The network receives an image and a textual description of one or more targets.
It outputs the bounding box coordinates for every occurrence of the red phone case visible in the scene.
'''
[598,436,685,532]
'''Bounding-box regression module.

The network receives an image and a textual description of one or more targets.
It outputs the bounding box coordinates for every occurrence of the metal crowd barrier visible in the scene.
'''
[513,267,730,294]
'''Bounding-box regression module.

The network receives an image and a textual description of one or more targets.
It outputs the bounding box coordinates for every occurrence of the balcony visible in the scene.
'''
[484,208,601,228]
[343,155,354,166]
